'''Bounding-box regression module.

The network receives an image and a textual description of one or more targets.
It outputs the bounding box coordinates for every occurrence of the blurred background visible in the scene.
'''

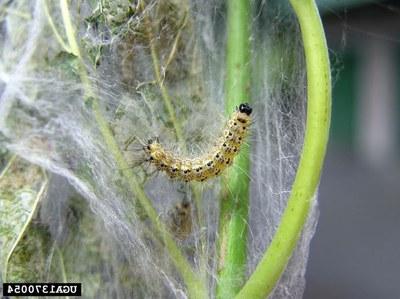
[305,1,400,298]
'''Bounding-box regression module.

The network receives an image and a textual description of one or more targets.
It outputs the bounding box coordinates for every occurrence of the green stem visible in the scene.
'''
[149,43,184,144]
[236,0,331,298]
[142,3,185,144]
[216,0,251,298]
[59,0,80,56]
[59,2,206,298]
[43,0,71,53]
[0,154,17,180]
[142,3,209,286]
[55,246,70,299]
[92,100,206,298]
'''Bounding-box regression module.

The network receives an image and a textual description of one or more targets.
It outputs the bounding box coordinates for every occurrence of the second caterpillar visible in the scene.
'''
[144,103,252,182]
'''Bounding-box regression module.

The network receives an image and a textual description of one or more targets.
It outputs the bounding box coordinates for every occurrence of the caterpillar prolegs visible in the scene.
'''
[144,103,252,182]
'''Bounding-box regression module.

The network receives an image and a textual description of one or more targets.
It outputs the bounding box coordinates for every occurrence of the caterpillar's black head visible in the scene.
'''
[144,137,159,151]
[239,103,252,115]
[147,137,160,144]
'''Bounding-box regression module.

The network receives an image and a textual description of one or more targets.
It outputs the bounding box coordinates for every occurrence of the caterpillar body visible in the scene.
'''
[144,103,252,182]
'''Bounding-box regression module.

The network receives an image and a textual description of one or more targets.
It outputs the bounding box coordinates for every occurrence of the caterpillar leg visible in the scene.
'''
[123,135,150,150]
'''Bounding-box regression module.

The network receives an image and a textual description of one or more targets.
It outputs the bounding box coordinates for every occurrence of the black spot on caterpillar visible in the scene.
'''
[144,103,252,182]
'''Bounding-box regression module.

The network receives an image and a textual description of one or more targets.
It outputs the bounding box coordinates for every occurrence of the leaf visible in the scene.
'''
[0,157,48,282]
[4,222,52,282]
[48,51,80,78]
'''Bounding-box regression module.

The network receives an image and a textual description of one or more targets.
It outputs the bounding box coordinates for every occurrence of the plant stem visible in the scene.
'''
[92,100,207,298]
[142,3,209,285]
[59,2,206,298]
[235,0,331,298]
[55,245,70,299]
[59,0,80,56]
[216,0,251,298]
[43,0,71,53]
[0,154,16,180]
[141,2,185,144]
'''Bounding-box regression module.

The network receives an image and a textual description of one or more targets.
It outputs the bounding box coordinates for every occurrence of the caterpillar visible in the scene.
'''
[144,103,252,182]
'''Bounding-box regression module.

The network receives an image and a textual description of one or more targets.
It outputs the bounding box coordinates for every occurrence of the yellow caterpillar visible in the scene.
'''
[144,103,252,182]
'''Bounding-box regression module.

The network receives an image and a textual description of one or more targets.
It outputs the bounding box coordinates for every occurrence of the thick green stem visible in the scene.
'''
[236,0,331,298]
[216,0,251,298]
[59,2,206,298]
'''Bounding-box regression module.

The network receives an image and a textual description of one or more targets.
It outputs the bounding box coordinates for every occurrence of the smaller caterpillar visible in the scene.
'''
[144,103,252,182]
[167,199,192,240]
